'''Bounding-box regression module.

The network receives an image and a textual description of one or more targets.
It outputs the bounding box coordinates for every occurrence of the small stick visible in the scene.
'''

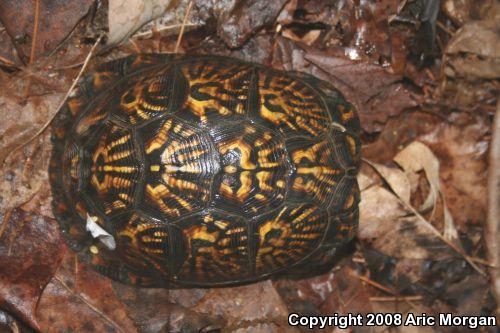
[0,208,13,239]
[357,274,395,294]
[54,275,126,333]
[29,0,40,64]
[174,0,194,53]
[370,296,423,302]
[362,158,487,277]
[4,35,103,164]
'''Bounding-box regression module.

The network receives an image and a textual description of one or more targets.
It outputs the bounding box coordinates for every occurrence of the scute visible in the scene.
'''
[252,203,329,275]
[176,57,253,125]
[209,120,288,217]
[49,54,360,287]
[170,209,250,284]
[85,122,142,217]
[137,116,217,220]
[251,69,332,138]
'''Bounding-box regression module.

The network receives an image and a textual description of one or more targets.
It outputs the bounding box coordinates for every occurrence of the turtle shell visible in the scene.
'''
[49,54,360,287]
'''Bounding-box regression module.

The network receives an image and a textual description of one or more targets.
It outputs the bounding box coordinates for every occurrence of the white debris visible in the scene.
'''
[86,214,116,250]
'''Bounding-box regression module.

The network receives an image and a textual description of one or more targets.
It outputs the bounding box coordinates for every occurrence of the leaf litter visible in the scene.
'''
[0,0,498,332]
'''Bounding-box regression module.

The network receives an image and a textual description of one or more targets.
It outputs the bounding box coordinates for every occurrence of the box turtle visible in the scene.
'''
[49,54,360,287]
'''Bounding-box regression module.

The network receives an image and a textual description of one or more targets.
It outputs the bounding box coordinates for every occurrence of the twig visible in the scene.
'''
[398,195,485,275]
[0,208,13,240]
[436,21,455,36]
[357,275,395,294]
[370,296,423,302]
[133,23,197,39]
[53,275,126,333]
[363,158,487,276]
[4,35,102,164]
[174,0,194,53]
[29,0,40,64]
[486,100,500,318]
[355,274,423,310]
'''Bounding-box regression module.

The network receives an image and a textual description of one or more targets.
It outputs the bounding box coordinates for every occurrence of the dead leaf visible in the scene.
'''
[442,0,496,26]
[114,285,221,332]
[363,111,490,230]
[394,142,441,212]
[0,21,22,68]
[446,20,500,58]
[359,169,456,261]
[108,0,184,46]
[445,16,500,80]
[0,0,94,62]
[37,252,137,333]
[193,281,292,330]
[215,0,287,48]
[363,160,411,204]
[0,209,65,331]
[304,50,419,133]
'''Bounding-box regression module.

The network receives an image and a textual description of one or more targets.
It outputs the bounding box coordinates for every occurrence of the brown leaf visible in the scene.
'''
[362,111,490,230]
[446,20,500,58]
[0,59,73,214]
[442,0,496,26]
[445,17,500,80]
[304,50,419,132]
[0,21,22,67]
[0,0,94,62]
[109,0,188,46]
[0,121,54,216]
[111,284,221,332]
[37,252,137,333]
[359,180,455,260]
[216,0,287,48]
[0,209,65,331]
[193,281,293,331]
[394,142,460,243]
[275,264,373,319]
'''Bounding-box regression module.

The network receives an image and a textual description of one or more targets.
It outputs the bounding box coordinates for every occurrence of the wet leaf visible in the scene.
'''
[0,0,94,62]
[215,0,287,48]
[36,252,137,333]
[304,50,419,132]
[0,21,22,68]
[0,209,65,331]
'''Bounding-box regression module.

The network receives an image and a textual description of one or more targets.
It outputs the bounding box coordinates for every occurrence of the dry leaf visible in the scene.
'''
[394,141,459,243]
[363,161,411,204]
[359,169,455,261]
[108,0,176,46]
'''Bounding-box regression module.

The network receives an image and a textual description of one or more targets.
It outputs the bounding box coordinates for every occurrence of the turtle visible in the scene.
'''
[49,54,360,287]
